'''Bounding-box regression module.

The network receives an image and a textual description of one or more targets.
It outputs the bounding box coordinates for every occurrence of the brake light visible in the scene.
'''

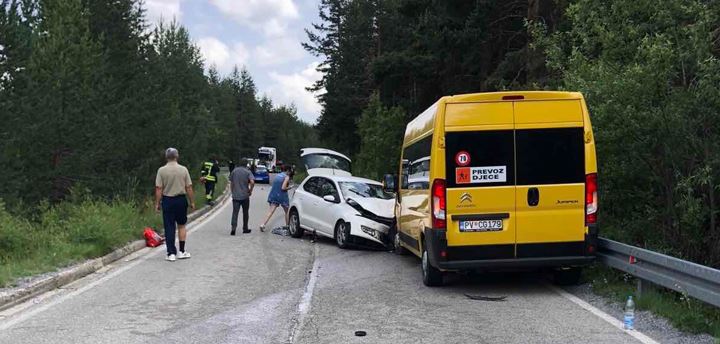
[502,95,524,100]
[432,179,446,229]
[585,173,598,224]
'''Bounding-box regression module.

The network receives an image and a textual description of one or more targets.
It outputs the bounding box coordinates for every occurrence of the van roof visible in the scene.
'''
[445,91,584,103]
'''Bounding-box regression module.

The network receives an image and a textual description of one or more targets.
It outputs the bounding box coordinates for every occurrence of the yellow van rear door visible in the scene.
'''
[444,103,516,260]
[514,100,586,258]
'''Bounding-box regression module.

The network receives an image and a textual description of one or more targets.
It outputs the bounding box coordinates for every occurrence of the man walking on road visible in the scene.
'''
[155,148,196,261]
[230,158,255,235]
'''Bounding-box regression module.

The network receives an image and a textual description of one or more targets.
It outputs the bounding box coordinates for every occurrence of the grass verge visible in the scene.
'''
[0,197,161,287]
[0,175,227,288]
[193,173,228,208]
[585,264,720,339]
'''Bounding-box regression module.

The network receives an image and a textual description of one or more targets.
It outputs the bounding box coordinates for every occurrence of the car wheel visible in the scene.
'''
[553,267,582,286]
[422,241,443,287]
[289,210,303,238]
[335,221,350,249]
[390,226,407,255]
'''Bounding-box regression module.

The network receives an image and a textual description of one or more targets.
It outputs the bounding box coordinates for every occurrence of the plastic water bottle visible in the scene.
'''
[623,295,635,330]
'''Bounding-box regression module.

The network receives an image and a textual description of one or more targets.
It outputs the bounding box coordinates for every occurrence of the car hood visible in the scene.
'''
[307,168,352,177]
[348,197,395,219]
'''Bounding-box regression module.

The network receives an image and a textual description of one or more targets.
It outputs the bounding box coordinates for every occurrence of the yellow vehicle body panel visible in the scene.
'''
[397,91,598,266]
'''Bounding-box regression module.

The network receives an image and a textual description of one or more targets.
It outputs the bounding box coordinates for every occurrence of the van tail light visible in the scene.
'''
[585,173,598,224]
[431,179,446,229]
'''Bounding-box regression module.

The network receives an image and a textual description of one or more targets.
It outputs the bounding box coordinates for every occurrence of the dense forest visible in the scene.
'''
[0,0,317,209]
[305,0,720,266]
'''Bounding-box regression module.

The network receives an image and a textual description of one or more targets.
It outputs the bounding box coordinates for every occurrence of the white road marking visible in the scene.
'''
[548,285,660,344]
[288,244,320,344]
[0,197,231,331]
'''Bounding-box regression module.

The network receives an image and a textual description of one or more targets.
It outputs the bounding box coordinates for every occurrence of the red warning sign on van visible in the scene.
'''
[456,166,507,184]
[455,151,470,166]
[456,167,471,184]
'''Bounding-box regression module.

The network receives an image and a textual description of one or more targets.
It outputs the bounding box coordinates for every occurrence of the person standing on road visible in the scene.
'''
[228,160,235,174]
[230,159,255,235]
[259,165,292,232]
[200,158,220,206]
[155,148,195,262]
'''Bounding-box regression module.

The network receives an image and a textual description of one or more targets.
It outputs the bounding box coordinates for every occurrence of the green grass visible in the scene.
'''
[292,170,307,185]
[0,176,229,288]
[0,197,161,287]
[585,264,720,339]
[193,173,228,208]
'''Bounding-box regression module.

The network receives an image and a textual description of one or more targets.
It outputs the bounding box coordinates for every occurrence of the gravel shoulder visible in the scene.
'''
[564,283,716,344]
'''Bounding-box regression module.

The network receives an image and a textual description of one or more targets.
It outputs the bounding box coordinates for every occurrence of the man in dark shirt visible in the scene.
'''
[229,159,255,235]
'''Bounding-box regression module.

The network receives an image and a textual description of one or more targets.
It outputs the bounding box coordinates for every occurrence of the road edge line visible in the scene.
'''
[288,244,320,344]
[547,284,660,344]
[0,184,230,318]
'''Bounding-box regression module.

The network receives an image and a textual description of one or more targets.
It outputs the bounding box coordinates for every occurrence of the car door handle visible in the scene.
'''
[527,188,539,207]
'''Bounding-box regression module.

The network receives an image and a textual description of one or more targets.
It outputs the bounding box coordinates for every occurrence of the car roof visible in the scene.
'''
[299,148,352,162]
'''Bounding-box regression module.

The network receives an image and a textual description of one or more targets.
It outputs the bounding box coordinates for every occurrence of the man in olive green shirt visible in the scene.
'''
[155,148,196,262]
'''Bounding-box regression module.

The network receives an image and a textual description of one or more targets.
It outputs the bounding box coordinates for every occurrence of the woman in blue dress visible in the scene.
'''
[260,165,292,232]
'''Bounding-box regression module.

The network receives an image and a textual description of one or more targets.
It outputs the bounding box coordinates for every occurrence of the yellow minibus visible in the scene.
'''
[384,91,598,286]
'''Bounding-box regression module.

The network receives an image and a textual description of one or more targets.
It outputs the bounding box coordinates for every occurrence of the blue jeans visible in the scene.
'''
[162,195,188,255]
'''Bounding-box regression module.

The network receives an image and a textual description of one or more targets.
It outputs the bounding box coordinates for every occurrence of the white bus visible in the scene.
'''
[258,147,277,171]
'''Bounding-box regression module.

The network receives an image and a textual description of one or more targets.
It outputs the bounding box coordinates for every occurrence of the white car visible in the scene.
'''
[288,175,395,248]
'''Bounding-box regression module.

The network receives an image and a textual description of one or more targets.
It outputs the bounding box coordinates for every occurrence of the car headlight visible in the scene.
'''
[361,225,378,238]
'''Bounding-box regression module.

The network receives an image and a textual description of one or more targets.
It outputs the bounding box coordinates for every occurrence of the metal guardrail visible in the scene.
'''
[597,237,720,308]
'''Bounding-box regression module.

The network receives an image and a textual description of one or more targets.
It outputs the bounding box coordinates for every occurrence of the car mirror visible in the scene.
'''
[323,195,338,203]
[382,174,397,193]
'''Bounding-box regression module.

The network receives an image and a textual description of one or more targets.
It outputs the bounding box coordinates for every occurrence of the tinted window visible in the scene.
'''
[516,128,584,185]
[303,177,321,195]
[445,130,515,188]
[318,178,339,198]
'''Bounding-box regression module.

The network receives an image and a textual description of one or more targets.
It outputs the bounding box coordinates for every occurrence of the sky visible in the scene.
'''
[144,0,323,124]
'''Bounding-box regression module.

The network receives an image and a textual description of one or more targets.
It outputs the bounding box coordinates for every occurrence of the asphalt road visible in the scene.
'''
[0,186,651,344]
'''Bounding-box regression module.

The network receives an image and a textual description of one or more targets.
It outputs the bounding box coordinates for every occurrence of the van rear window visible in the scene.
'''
[445,130,515,188]
[515,128,584,185]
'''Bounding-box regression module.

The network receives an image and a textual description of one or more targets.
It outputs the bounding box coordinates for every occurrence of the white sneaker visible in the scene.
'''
[166,254,177,262]
[177,251,192,259]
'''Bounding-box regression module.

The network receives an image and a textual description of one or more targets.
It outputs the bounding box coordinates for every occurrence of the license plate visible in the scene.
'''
[459,219,503,232]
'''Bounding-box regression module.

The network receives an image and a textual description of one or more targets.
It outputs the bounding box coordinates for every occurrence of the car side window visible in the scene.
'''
[318,178,339,198]
[303,177,320,195]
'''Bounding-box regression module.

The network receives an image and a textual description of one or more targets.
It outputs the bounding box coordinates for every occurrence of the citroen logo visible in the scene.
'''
[460,193,473,204]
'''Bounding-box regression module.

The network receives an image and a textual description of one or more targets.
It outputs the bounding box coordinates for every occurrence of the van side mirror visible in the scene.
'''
[323,195,339,203]
[382,174,397,193]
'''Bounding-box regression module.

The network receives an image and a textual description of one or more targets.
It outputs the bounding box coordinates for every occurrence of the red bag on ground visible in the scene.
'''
[144,227,165,247]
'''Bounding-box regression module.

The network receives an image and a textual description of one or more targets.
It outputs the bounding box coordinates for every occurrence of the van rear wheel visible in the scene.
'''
[553,267,582,286]
[422,243,443,286]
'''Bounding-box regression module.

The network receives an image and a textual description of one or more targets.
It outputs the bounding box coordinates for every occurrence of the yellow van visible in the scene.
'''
[384,91,598,286]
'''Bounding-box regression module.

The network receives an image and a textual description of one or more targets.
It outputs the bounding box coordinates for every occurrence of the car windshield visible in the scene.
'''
[339,182,393,200]
[302,153,351,172]
[256,166,267,173]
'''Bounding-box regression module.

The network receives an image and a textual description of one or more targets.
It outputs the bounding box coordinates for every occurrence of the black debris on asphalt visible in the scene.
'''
[464,294,507,302]
[271,226,290,236]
